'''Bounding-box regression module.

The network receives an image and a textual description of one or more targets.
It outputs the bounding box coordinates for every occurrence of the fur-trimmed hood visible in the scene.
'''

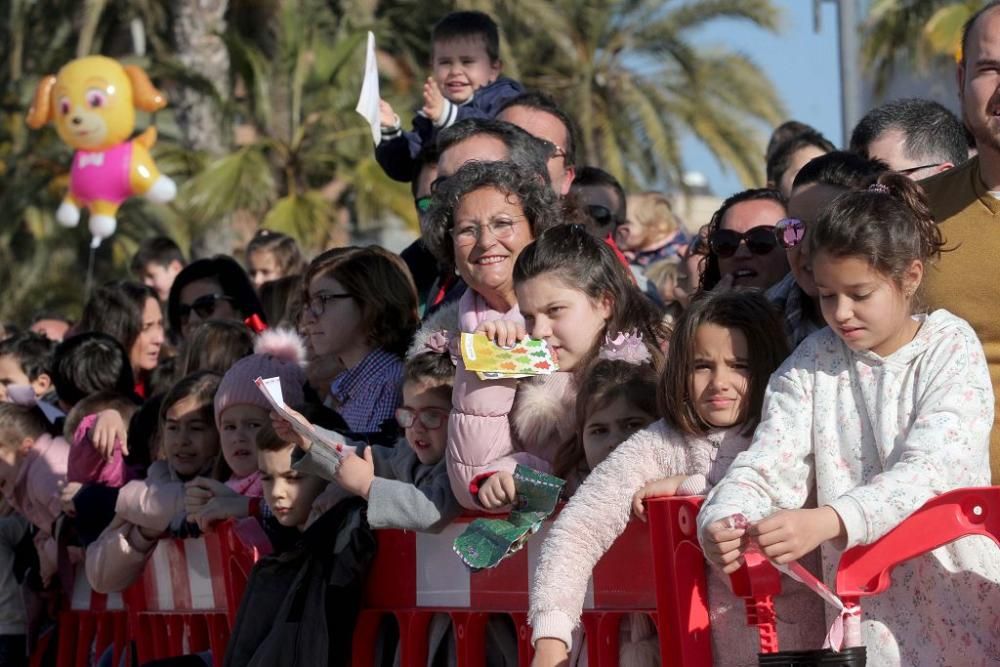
[509,372,577,462]
[407,299,461,360]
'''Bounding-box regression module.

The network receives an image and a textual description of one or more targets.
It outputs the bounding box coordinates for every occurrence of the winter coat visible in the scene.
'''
[699,310,1000,666]
[444,289,580,509]
[295,437,461,533]
[375,77,524,182]
[530,421,825,666]
[222,497,375,667]
[84,460,196,593]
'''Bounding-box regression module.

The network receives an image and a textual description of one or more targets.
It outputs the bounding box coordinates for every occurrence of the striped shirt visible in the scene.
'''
[329,347,404,434]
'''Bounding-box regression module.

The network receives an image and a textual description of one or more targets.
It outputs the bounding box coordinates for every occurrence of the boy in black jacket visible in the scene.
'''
[376,10,524,182]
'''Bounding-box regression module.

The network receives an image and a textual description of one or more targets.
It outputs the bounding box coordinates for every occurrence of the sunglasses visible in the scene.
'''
[774,217,806,249]
[178,294,233,322]
[709,225,778,258]
[395,406,448,430]
[586,204,620,229]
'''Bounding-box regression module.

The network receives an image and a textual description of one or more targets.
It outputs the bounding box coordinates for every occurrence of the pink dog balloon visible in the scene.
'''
[26,55,177,248]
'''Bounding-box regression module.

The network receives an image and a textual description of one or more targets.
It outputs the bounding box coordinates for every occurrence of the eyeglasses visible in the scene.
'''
[304,292,352,319]
[774,217,806,249]
[415,196,433,214]
[586,205,621,229]
[395,406,448,430]
[897,162,942,176]
[708,225,779,258]
[178,294,233,323]
[451,217,523,247]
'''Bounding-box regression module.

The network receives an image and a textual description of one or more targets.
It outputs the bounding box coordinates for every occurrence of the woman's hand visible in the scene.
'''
[631,475,688,521]
[477,471,516,509]
[702,519,747,574]
[475,320,526,349]
[333,448,375,500]
[92,409,128,459]
[752,507,845,564]
[531,638,570,667]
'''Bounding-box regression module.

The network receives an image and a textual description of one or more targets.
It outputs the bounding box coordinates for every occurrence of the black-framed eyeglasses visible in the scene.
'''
[897,162,942,176]
[395,406,448,430]
[179,294,233,323]
[774,217,806,249]
[709,225,779,258]
[586,204,621,229]
[304,292,352,319]
[415,195,433,214]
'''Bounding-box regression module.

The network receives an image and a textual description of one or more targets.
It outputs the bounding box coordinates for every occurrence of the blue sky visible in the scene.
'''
[682,0,844,197]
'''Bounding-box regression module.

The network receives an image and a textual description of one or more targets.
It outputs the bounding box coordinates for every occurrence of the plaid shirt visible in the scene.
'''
[765,273,823,348]
[329,347,404,434]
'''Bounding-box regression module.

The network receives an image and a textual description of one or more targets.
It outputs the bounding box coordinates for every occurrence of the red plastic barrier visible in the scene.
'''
[354,511,661,666]
[123,518,271,666]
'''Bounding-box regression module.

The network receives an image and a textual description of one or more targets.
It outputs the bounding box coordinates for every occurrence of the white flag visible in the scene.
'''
[356,31,382,146]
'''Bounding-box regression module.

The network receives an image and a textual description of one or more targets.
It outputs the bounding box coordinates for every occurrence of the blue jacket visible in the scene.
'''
[375,76,525,182]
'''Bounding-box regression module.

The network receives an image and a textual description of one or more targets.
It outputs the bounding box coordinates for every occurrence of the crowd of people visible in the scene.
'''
[2,4,1000,666]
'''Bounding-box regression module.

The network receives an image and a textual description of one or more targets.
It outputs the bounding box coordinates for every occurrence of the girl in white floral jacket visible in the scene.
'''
[700,174,1000,666]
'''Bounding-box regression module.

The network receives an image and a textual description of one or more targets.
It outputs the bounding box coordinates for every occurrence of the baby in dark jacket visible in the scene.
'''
[376,10,523,182]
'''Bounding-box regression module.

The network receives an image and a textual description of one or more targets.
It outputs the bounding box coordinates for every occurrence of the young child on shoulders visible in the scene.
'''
[375,10,524,182]
[184,329,308,531]
[699,175,1000,664]
[529,290,825,667]
[245,229,306,290]
[130,235,187,303]
[86,372,221,593]
[456,224,665,511]
[274,346,461,533]
[301,246,419,438]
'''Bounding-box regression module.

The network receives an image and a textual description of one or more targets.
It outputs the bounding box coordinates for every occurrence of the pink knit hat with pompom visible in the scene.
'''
[214,328,308,426]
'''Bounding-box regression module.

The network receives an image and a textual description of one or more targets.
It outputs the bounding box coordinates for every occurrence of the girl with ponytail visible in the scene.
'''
[699,172,1000,664]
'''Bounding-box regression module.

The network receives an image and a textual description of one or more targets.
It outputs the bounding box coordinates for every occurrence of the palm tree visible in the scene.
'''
[863,0,979,94]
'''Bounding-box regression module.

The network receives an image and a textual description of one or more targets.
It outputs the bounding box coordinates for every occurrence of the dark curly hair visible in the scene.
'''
[422,160,562,271]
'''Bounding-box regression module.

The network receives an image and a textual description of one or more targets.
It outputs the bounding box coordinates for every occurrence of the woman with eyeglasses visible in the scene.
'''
[700,188,791,294]
[166,256,267,340]
[768,151,889,346]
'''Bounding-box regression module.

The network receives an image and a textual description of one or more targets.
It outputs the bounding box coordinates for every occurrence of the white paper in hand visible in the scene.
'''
[255,376,346,459]
[356,31,382,146]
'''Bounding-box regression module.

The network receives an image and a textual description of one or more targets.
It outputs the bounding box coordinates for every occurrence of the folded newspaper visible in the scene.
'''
[254,376,346,459]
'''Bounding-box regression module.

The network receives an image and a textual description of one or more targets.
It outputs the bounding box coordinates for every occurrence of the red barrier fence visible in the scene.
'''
[34,488,1000,666]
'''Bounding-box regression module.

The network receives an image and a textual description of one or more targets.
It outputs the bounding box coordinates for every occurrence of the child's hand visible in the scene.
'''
[478,471,516,509]
[530,637,570,666]
[475,320,527,350]
[59,481,82,517]
[631,475,689,521]
[379,99,398,129]
[92,409,128,459]
[421,76,445,123]
[188,496,249,532]
[184,477,236,514]
[752,507,845,565]
[269,409,314,452]
[702,519,747,574]
[333,448,375,500]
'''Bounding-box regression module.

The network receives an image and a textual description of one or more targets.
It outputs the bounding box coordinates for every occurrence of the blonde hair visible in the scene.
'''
[625,192,679,236]
[643,258,680,291]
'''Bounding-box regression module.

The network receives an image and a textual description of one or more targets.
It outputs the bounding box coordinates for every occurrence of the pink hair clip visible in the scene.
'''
[868,183,890,194]
[598,331,652,365]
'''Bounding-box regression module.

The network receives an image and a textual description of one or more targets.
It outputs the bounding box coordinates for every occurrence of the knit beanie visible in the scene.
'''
[214,328,308,427]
